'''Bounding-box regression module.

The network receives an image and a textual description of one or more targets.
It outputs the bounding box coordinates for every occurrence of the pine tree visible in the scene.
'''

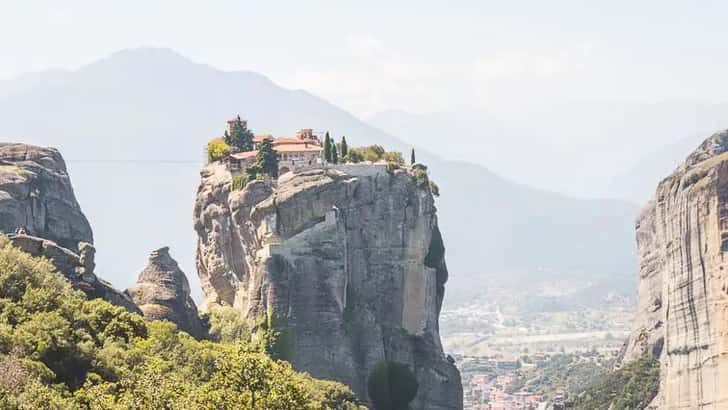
[410,148,416,165]
[228,116,254,152]
[332,145,339,164]
[323,132,332,163]
[340,137,348,160]
[256,138,279,178]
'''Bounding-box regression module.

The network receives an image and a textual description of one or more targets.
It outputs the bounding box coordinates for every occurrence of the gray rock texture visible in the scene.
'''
[7,233,139,314]
[0,143,92,249]
[128,247,206,339]
[621,129,728,409]
[194,163,462,409]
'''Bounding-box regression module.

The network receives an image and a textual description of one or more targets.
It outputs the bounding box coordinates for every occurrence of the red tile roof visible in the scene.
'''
[230,151,257,160]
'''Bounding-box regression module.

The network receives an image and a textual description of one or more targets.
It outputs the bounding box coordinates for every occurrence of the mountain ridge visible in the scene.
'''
[0,47,639,305]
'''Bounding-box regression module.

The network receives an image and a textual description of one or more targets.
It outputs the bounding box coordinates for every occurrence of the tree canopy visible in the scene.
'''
[224,116,254,152]
[0,235,362,409]
[256,138,279,178]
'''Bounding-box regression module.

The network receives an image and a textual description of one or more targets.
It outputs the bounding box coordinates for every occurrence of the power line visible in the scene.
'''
[66,159,203,164]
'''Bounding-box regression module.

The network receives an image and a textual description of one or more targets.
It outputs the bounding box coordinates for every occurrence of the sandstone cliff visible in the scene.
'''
[622,130,728,409]
[128,247,206,338]
[0,143,140,313]
[194,163,462,409]
[0,143,92,249]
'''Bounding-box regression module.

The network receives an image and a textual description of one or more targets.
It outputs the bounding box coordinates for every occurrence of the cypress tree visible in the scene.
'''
[410,148,416,165]
[256,138,279,178]
[332,145,339,164]
[323,132,332,162]
[340,137,348,160]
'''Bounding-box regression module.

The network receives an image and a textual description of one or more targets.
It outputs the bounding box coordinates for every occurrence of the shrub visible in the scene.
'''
[385,162,400,174]
[414,168,428,188]
[568,354,660,409]
[207,306,250,343]
[429,180,440,197]
[361,145,386,162]
[345,150,364,163]
[0,236,363,408]
[207,140,231,162]
[383,151,404,165]
[232,175,248,191]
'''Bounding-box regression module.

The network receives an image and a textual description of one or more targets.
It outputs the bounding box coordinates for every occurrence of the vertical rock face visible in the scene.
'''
[623,130,728,409]
[0,143,92,250]
[194,164,463,409]
[128,247,206,339]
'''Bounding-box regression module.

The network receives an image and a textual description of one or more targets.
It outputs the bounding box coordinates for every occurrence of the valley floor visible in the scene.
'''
[440,278,635,409]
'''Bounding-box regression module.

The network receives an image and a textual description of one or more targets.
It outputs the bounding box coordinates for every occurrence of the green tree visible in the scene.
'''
[208,138,232,162]
[256,138,279,178]
[324,132,332,163]
[410,148,416,165]
[332,145,339,164]
[340,137,349,160]
[0,235,363,409]
[225,116,254,152]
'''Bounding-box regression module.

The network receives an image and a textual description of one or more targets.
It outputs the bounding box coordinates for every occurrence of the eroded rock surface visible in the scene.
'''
[622,129,728,409]
[0,143,92,249]
[128,247,206,338]
[7,233,139,313]
[194,163,462,409]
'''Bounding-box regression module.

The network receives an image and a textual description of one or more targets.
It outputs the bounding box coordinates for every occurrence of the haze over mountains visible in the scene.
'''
[369,104,728,202]
[0,47,639,304]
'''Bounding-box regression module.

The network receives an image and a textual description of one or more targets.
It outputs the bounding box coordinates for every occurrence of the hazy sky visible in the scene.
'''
[3,1,728,117]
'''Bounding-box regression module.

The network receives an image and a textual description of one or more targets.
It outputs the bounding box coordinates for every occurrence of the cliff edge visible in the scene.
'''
[194,163,462,409]
[622,129,728,409]
[0,143,92,249]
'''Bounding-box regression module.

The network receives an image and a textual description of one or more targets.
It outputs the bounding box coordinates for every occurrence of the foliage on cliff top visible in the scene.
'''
[207,139,231,162]
[0,236,362,409]
[343,145,404,166]
[565,354,659,410]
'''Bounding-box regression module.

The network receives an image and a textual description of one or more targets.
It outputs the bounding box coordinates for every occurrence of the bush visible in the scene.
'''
[383,151,404,165]
[429,180,440,197]
[385,162,400,174]
[568,354,660,409]
[232,175,248,191]
[413,169,428,188]
[207,140,231,162]
[0,235,363,409]
[207,306,250,343]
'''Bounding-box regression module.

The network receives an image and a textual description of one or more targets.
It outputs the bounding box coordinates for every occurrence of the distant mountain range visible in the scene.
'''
[0,47,640,305]
[369,103,728,201]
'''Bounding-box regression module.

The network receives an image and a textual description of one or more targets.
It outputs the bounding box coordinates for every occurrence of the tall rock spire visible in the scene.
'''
[128,247,206,339]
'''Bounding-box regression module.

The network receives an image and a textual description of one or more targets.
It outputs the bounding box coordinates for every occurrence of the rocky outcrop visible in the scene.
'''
[622,129,728,409]
[0,143,92,249]
[7,233,139,313]
[194,163,462,409]
[0,143,140,312]
[128,247,206,338]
